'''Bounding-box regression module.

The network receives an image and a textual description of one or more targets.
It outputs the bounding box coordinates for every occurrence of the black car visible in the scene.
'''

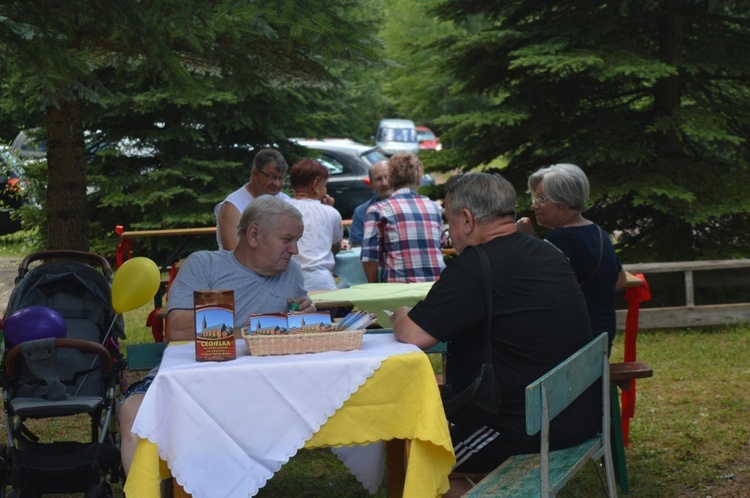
[293,139,434,219]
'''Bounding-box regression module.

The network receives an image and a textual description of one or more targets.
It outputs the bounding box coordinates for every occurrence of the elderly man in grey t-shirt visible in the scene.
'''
[119,196,313,476]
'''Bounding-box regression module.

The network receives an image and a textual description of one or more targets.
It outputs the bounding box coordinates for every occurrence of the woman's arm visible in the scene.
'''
[615,268,628,290]
[363,261,379,283]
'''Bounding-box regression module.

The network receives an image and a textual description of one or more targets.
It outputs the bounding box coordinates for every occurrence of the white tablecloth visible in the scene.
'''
[131,334,420,498]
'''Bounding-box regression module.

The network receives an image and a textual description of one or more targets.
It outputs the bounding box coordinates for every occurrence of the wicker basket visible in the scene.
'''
[241,328,365,356]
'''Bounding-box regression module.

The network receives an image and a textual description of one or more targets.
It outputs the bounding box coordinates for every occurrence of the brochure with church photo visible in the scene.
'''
[247,313,289,335]
[194,289,236,362]
[287,311,333,334]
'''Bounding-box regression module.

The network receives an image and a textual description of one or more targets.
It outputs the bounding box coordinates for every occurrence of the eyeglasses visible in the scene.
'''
[255,168,285,183]
[441,228,453,249]
[531,195,554,206]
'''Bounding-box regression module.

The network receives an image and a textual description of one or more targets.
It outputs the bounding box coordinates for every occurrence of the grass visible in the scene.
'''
[0,229,39,257]
[6,297,750,496]
[559,326,750,497]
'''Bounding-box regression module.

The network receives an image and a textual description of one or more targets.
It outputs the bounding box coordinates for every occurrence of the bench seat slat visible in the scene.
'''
[609,361,653,382]
[466,437,602,497]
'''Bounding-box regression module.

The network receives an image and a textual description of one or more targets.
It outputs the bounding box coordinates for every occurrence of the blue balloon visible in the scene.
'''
[3,306,67,345]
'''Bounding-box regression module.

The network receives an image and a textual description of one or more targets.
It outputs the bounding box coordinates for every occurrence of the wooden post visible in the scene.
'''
[386,439,406,497]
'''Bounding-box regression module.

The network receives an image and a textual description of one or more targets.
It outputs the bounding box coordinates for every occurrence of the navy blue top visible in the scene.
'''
[348,195,379,245]
[546,224,622,345]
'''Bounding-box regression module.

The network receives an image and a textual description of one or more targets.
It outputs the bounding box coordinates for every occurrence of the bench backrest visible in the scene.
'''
[526,333,609,435]
[465,332,617,498]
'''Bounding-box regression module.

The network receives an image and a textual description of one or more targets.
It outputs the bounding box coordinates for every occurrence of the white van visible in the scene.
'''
[375,119,419,156]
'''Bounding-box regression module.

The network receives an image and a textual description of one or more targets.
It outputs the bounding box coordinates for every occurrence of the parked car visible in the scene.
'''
[0,146,25,234]
[292,139,434,219]
[10,130,46,159]
[416,126,442,151]
[374,119,419,156]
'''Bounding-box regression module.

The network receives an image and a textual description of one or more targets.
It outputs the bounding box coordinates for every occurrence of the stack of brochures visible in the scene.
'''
[334,310,378,331]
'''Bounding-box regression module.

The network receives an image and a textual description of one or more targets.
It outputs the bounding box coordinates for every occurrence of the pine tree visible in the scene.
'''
[0,0,382,251]
[432,0,750,261]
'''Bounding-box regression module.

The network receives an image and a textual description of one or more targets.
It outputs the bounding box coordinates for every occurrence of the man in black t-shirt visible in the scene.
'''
[391,172,600,497]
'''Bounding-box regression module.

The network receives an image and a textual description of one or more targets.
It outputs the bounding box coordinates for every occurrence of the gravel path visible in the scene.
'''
[0,257,21,316]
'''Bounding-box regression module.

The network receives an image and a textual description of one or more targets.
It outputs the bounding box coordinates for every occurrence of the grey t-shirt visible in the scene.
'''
[167,250,307,328]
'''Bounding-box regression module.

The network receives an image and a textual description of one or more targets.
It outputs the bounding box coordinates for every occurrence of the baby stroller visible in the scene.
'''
[0,250,126,497]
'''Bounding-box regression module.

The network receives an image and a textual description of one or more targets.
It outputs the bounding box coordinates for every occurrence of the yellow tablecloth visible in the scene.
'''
[312,282,434,326]
[125,350,454,497]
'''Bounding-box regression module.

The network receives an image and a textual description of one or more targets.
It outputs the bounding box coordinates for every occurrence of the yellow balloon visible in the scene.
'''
[112,257,161,314]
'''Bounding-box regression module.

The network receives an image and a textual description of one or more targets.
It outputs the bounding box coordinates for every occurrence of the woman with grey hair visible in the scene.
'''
[517,163,626,347]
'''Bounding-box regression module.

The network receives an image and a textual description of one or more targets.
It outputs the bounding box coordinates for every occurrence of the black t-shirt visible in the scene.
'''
[408,232,601,454]
[545,224,622,342]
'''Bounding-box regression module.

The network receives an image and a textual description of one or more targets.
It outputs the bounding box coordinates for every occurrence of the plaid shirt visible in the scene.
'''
[361,188,445,282]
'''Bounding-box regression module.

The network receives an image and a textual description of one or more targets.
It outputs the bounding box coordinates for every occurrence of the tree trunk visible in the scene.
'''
[653,0,693,256]
[653,0,686,158]
[45,98,89,250]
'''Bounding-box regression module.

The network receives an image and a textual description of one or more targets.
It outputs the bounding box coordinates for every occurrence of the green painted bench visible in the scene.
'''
[466,333,617,497]
[126,342,166,371]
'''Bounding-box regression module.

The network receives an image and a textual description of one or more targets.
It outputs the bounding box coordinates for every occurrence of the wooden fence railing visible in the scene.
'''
[616,259,750,330]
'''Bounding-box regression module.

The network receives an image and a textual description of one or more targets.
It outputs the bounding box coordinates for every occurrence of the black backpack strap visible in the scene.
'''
[475,245,494,365]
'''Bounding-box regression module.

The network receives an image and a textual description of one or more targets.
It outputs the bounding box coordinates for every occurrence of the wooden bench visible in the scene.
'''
[466,333,617,497]
[373,328,646,492]
[609,361,653,493]
[126,342,167,371]
[426,342,649,492]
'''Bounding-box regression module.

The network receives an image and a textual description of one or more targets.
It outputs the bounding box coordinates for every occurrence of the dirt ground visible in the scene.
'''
[0,256,20,316]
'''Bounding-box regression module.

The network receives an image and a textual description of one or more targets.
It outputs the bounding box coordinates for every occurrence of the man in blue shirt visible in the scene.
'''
[348,160,392,246]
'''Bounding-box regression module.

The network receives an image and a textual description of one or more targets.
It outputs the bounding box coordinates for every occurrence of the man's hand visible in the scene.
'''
[392,306,438,350]
[515,217,536,235]
[390,306,409,326]
[288,295,314,312]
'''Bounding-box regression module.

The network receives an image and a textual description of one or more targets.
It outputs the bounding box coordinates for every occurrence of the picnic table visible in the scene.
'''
[125,334,454,498]
[115,222,652,446]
